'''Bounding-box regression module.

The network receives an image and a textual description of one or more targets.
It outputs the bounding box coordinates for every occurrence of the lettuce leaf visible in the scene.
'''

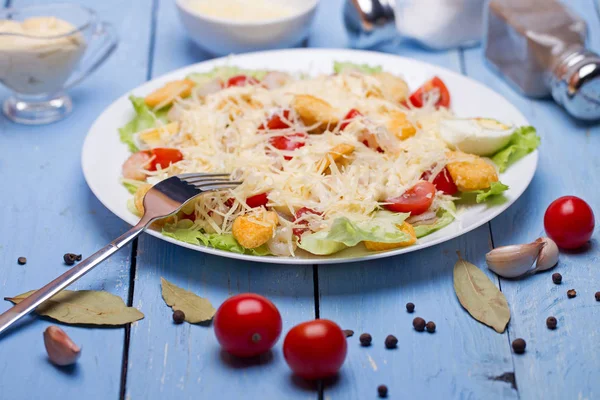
[491,126,540,172]
[187,66,269,86]
[472,181,509,203]
[162,220,270,256]
[122,179,144,194]
[413,207,455,238]
[298,211,410,255]
[118,96,169,153]
[333,61,382,75]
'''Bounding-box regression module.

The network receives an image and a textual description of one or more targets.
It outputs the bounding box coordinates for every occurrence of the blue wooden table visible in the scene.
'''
[1,0,599,399]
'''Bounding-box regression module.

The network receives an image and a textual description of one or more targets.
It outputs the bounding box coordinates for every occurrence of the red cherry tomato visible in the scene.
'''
[246,192,269,208]
[544,196,595,249]
[259,110,292,130]
[340,109,362,131]
[227,75,259,88]
[293,207,322,238]
[269,133,306,160]
[408,76,450,108]
[214,293,282,358]
[148,148,184,171]
[283,319,347,380]
[384,181,436,216]
[421,167,458,195]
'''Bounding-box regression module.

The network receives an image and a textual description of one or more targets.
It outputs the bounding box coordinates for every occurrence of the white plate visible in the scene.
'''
[82,49,537,265]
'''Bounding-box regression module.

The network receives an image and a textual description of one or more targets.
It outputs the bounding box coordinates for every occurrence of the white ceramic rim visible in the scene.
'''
[175,0,319,27]
[82,48,538,265]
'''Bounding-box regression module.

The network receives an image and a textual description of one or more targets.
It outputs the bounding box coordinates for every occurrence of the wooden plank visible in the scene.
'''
[124,1,317,399]
[316,1,517,398]
[0,0,152,398]
[462,1,600,398]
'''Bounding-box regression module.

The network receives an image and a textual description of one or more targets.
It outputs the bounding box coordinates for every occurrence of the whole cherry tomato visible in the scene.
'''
[408,76,450,108]
[384,181,436,215]
[340,108,362,131]
[246,193,269,208]
[283,319,347,380]
[544,196,595,249]
[214,293,282,358]
[421,167,458,195]
[226,75,259,88]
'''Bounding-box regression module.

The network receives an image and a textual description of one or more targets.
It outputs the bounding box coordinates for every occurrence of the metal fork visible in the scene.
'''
[0,173,241,335]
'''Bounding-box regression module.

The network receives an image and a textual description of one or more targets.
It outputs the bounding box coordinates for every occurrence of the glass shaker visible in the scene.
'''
[484,0,600,120]
[344,0,486,50]
[0,4,118,125]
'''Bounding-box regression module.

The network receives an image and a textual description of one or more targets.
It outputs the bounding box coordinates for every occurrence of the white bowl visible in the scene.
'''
[175,0,319,56]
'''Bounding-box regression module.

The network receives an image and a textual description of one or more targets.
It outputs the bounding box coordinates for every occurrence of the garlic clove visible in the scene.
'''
[43,326,81,366]
[534,237,559,271]
[485,241,544,278]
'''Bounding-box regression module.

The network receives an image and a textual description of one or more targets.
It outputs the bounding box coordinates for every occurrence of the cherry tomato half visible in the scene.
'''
[148,148,184,171]
[421,167,458,195]
[227,75,260,88]
[283,319,347,380]
[408,76,450,108]
[293,207,322,238]
[259,110,292,130]
[214,293,282,358]
[544,196,595,249]
[246,192,269,208]
[384,181,436,216]
[340,109,362,131]
[269,133,306,160]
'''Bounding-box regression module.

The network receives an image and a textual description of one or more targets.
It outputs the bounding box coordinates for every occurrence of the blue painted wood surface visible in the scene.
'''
[0,0,599,399]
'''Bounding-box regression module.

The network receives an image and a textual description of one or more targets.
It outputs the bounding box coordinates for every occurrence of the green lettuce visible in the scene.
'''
[471,181,509,203]
[162,220,271,256]
[298,211,410,255]
[491,126,540,172]
[333,61,382,74]
[118,96,169,153]
[413,207,455,238]
[187,66,269,86]
[122,180,144,194]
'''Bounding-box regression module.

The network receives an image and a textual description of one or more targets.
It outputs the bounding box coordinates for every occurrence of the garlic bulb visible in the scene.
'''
[486,237,560,278]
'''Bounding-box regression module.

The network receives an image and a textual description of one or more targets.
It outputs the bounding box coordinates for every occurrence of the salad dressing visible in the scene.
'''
[186,0,296,22]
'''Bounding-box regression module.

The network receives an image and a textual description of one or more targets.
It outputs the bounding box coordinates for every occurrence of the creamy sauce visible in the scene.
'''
[0,17,86,94]
[187,0,296,22]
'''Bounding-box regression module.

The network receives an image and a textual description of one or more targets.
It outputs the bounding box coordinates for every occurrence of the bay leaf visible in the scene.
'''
[453,252,510,333]
[161,278,216,323]
[5,290,144,326]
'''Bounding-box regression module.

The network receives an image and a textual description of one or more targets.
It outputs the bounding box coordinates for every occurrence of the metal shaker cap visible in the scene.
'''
[343,0,396,32]
[550,50,600,121]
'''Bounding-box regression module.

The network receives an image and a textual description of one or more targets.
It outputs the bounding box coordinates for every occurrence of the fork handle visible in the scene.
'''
[0,221,148,335]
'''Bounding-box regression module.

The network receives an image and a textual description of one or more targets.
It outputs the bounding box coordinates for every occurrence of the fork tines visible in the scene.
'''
[179,173,241,192]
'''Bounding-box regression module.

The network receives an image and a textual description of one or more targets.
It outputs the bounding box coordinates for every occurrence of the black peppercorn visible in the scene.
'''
[17,257,27,265]
[567,289,577,298]
[406,302,415,313]
[426,321,436,333]
[546,316,557,330]
[343,329,354,338]
[76,254,82,261]
[359,333,372,346]
[63,253,80,266]
[384,334,398,349]
[413,317,426,332]
[552,273,562,284]
[595,292,600,302]
[512,338,526,354]
[172,310,185,324]
[377,385,388,398]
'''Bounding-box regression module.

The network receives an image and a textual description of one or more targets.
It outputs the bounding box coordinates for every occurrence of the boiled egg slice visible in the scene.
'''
[439,118,514,156]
